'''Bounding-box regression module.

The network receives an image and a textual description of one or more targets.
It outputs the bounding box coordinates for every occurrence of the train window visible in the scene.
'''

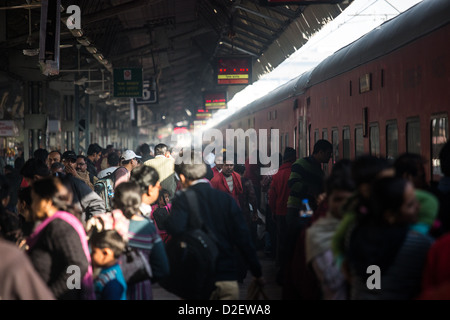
[406,118,421,154]
[308,124,311,157]
[299,119,303,139]
[386,120,398,160]
[268,112,271,121]
[293,127,297,155]
[431,115,448,181]
[314,129,319,144]
[298,120,303,157]
[322,129,329,174]
[343,127,350,159]
[359,74,372,93]
[280,134,283,154]
[355,126,364,158]
[322,129,328,140]
[285,134,289,149]
[273,110,277,120]
[369,123,380,157]
[332,128,339,164]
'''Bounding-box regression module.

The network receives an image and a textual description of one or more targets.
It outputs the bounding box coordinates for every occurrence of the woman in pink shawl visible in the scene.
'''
[26,177,95,300]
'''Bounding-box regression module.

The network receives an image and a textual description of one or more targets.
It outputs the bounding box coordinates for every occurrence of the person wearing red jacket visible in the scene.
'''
[210,153,243,208]
[269,147,296,265]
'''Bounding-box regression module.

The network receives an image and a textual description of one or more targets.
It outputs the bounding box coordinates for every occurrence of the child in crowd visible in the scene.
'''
[90,230,127,300]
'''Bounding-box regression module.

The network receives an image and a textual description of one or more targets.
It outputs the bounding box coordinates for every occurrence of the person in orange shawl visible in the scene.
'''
[210,153,243,208]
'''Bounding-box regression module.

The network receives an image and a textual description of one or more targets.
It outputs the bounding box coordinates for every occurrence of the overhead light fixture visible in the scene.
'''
[86,46,97,54]
[23,48,40,56]
[94,53,104,61]
[70,28,83,38]
[84,88,95,94]
[99,92,110,99]
[74,76,88,85]
[77,37,91,46]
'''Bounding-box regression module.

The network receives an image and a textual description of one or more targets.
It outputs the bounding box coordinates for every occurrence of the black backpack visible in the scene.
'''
[158,189,219,300]
[152,194,171,231]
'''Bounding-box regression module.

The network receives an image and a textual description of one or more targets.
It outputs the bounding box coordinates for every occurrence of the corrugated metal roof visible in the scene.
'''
[0,0,352,124]
[309,0,449,86]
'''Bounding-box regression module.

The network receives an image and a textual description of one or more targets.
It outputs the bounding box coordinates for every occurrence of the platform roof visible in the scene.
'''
[0,0,351,124]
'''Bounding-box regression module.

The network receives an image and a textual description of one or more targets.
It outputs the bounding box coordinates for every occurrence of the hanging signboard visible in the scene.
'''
[113,68,143,98]
[134,78,158,104]
[215,56,252,85]
[196,109,212,120]
[0,120,19,136]
[203,91,227,110]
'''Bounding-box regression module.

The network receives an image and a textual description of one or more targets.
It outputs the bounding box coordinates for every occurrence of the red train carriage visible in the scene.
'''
[214,0,450,184]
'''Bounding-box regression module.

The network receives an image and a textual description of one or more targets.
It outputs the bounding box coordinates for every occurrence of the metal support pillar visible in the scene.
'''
[74,74,90,155]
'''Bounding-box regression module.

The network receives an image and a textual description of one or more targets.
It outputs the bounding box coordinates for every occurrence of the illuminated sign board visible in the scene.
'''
[174,127,189,135]
[196,109,212,120]
[215,56,252,85]
[203,91,227,110]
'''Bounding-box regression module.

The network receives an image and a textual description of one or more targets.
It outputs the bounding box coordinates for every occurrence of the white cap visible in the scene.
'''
[121,150,142,161]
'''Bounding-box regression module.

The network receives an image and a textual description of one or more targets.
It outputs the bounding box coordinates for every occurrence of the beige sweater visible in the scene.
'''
[143,156,176,199]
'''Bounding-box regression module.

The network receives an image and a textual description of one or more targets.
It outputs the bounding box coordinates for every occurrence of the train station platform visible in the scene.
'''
[152,250,282,300]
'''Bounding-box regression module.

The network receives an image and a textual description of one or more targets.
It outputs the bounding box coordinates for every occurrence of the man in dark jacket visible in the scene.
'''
[269,147,296,265]
[164,152,264,300]
[86,143,102,184]
[282,140,332,286]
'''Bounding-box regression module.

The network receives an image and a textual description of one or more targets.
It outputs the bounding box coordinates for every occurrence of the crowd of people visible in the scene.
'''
[1,138,450,300]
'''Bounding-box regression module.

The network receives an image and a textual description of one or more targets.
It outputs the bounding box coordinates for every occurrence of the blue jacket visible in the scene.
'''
[165,180,262,281]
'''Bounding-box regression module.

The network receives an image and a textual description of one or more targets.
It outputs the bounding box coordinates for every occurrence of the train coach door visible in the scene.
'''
[431,115,448,182]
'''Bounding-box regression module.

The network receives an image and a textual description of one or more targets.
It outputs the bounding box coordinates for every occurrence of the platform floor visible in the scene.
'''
[152,250,282,300]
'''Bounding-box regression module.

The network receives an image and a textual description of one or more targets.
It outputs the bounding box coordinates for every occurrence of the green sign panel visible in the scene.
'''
[113,68,143,97]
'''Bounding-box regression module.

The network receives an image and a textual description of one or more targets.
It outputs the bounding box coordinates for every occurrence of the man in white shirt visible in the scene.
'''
[143,143,176,200]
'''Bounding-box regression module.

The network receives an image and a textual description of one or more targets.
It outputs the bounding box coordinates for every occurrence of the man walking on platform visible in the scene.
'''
[86,143,102,184]
[143,143,176,200]
[281,140,332,285]
[210,153,243,208]
[164,152,264,300]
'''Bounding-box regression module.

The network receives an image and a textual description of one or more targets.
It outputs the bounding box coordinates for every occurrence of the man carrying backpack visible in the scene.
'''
[114,150,141,188]
[163,152,264,300]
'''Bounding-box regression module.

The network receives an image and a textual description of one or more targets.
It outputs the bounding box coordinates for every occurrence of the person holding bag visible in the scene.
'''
[86,180,170,300]
[163,151,264,300]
